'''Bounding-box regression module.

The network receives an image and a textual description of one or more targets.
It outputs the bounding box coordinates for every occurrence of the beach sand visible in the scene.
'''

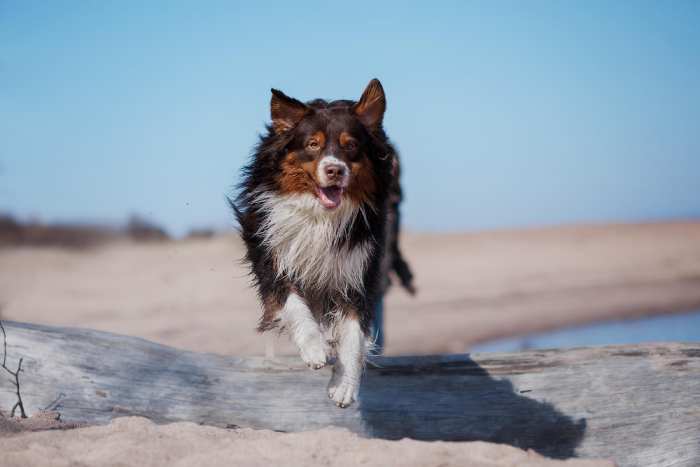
[2,221,699,356]
[0,416,613,467]
[1,221,698,465]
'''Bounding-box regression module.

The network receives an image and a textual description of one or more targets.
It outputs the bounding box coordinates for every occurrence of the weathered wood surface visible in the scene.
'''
[0,321,698,466]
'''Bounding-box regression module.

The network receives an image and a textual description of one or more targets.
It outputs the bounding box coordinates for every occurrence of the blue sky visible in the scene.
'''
[1,1,698,235]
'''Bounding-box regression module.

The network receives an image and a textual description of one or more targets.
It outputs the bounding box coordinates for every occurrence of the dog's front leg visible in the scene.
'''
[280,292,328,369]
[328,314,366,408]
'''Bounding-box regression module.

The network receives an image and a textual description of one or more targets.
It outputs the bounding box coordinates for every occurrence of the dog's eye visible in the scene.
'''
[344,140,358,151]
[306,140,320,151]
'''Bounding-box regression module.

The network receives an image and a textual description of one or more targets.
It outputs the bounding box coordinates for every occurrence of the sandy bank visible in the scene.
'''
[1,221,698,355]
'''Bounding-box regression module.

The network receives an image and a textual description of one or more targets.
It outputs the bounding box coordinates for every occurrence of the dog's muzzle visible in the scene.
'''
[317,156,349,209]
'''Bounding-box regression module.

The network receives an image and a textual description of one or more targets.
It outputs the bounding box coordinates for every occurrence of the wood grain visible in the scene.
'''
[1,321,698,466]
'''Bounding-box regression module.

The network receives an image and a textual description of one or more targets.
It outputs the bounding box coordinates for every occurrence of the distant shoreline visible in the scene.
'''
[1,220,698,357]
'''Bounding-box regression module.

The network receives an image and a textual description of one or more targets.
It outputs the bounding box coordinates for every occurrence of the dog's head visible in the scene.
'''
[268,79,387,210]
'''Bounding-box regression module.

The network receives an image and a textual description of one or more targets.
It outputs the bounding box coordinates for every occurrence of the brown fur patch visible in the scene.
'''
[278,151,318,195]
[339,131,356,148]
[347,155,377,205]
[270,90,309,134]
[353,79,386,129]
[258,294,284,332]
[310,131,326,149]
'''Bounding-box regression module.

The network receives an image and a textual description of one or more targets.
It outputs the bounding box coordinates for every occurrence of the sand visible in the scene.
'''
[1,221,698,465]
[0,416,613,467]
[1,221,699,356]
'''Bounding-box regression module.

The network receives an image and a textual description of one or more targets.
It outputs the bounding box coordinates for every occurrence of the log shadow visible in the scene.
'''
[358,355,586,459]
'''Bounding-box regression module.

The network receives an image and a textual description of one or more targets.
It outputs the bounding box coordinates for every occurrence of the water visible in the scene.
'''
[471,309,700,353]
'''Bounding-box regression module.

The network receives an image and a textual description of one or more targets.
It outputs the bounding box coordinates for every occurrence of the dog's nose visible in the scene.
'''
[325,164,346,181]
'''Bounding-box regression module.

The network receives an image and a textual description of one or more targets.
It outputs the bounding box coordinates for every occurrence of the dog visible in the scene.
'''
[233,79,413,408]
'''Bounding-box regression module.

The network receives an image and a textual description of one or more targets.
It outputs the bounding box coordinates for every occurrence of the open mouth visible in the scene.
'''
[316,185,344,209]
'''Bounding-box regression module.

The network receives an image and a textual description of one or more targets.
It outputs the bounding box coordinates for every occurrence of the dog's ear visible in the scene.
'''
[270,89,309,134]
[353,79,386,130]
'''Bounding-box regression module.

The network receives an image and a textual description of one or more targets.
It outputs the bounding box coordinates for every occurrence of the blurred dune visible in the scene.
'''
[0,213,170,248]
[1,220,699,356]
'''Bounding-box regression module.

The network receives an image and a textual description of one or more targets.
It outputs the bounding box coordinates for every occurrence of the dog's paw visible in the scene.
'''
[298,337,328,369]
[327,379,358,408]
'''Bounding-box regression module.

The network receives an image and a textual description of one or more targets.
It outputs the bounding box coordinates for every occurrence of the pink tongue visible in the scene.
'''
[318,186,343,209]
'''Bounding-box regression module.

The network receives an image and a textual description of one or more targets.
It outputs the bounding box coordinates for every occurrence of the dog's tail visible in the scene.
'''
[388,200,416,295]
[387,154,416,296]
[391,243,415,295]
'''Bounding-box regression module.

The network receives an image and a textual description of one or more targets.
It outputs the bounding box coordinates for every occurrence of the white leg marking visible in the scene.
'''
[328,315,367,408]
[280,293,328,369]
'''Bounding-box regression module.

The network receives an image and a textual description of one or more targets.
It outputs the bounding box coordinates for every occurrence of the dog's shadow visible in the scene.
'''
[357,354,586,459]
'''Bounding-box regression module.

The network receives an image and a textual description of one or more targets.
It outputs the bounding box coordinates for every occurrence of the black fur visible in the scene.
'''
[233,88,413,334]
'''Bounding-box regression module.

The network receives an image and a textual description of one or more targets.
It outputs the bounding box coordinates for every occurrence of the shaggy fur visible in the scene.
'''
[232,79,413,407]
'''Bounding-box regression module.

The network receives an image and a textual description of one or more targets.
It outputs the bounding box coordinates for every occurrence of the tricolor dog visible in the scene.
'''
[233,79,413,407]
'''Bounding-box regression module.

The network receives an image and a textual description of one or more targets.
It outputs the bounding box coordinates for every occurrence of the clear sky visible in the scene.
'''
[1,1,698,235]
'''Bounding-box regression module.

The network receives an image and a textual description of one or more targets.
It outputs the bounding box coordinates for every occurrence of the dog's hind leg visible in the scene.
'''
[279,292,328,369]
[328,313,366,408]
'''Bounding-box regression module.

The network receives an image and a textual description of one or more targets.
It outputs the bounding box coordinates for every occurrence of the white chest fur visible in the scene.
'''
[252,192,373,296]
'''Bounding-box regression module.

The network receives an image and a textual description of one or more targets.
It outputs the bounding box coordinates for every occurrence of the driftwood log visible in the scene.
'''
[0,321,698,466]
